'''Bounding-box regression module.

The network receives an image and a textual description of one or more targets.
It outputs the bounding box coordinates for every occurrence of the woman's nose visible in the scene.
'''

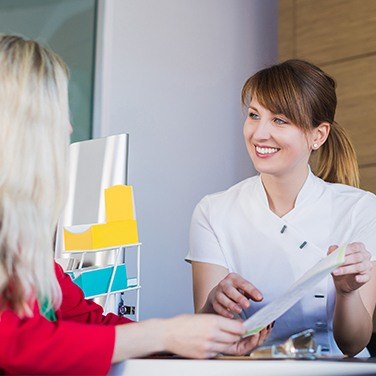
[252,121,271,141]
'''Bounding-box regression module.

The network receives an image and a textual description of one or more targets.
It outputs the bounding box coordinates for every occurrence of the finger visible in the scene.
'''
[216,316,246,336]
[340,252,372,275]
[344,246,371,259]
[346,242,366,254]
[258,327,269,345]
[211,330,243,345]
[205,337,247,356]
[355,274,371,284]
[228,334,260,355]
[209,342,241,356]
[215,291,244,314]
[236,281,263,302]
[220,283,251,310]
[212,301,236,318]
[206,352,218,359]
[227,273,263,302]
[333,261,373,276]
[359,262,374,274]
[197,349,218,359]
[327,245,338,255]
[341,252,371,267]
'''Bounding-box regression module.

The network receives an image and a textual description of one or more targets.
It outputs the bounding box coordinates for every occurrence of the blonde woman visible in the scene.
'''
[187,60,376,357]
[0,35,268,375]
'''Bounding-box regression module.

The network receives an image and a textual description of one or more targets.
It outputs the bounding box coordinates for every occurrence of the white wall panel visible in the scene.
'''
[95,0,278,319]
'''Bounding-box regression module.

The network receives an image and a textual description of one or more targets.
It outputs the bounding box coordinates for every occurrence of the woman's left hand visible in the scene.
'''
[329,243,373,295]
[225,325,272,356]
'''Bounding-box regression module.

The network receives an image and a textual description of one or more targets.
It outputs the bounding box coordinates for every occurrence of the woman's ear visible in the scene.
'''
[311,122,331,150]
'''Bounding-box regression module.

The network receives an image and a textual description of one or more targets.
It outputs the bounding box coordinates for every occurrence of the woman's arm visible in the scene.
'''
[190,262,270,354]
[0,304,263,373]
[192,261,263,317]
[331,243,376,356]
[112,314,268,361]
[112,315,245,360]
[192,261,228,313]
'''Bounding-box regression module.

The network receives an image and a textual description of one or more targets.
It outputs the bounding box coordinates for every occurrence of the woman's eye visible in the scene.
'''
[274,117,287,125]
[249,112,260,120]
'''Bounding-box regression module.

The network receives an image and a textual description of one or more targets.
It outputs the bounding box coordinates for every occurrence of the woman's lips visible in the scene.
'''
[255,145,280,158]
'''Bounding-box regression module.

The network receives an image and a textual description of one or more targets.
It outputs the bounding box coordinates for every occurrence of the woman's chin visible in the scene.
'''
[251,161,279,176]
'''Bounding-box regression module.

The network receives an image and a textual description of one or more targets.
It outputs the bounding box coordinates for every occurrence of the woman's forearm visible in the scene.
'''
[112,319,166,362]
[112,314,251,362]
[199,297,216,314]
[333,290,372,356]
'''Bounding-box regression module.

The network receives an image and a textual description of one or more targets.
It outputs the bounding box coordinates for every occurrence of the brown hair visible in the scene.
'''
[241,59,359,187]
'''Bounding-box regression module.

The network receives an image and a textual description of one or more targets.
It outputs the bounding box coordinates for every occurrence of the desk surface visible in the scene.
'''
[110,358,376,376]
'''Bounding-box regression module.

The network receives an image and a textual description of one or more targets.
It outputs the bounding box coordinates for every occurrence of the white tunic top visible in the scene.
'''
[186,171,376,356]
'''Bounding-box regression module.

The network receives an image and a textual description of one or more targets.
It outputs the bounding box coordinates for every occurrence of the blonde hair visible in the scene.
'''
[241,59,359,187]
[0,35,70,316]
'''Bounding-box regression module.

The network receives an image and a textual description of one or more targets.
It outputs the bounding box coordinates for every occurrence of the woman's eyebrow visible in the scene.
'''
[249,106,259,112]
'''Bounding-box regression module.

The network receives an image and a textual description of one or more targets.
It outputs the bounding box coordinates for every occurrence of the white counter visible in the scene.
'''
[110,358,376,376]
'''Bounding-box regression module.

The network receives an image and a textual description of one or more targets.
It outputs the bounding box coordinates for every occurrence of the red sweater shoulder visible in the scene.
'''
[54,262,132,326]
[0,262,133,375]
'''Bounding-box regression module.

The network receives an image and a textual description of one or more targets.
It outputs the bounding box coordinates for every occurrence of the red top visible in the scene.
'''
[0,263,133,375]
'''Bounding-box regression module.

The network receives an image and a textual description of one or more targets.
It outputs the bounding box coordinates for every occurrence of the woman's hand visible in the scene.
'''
[225,326,271,356]
[163,314,268,358]
[164,314,243,358]
[205,272,263,318]
[329,243,373,295]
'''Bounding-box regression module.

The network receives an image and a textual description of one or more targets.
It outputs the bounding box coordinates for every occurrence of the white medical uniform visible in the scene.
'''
[186,170,376,356]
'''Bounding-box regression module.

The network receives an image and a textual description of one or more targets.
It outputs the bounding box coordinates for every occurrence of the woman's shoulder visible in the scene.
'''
[316,175,376,206]
[196,175,259,211]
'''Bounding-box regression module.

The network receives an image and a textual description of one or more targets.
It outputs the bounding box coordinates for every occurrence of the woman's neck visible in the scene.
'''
[260,168,309,217]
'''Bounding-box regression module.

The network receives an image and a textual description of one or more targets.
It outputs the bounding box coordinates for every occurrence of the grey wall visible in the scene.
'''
[96,0,278,319]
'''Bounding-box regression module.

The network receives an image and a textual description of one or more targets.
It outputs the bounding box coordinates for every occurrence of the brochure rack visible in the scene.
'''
[62,242,141,321]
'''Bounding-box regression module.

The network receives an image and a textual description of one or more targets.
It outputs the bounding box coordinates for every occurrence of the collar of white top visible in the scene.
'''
[255,166,323,213]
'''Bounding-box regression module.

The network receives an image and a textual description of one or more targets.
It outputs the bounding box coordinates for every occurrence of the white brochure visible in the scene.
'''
[243,245,346,337]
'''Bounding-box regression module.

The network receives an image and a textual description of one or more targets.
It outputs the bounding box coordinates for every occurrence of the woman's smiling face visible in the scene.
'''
[243,97,313,178]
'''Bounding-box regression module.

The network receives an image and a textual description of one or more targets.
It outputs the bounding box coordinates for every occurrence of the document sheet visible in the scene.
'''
[243,245,346,337]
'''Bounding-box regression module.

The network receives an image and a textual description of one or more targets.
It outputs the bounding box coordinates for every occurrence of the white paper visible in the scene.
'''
[243,244,346,337]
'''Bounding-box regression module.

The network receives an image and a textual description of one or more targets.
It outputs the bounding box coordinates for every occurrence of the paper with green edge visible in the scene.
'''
[243,244,347,337]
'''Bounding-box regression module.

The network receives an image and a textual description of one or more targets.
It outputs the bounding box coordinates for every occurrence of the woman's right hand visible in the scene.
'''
[113,313,265,361]
[205,273,263,318]
[162,314,247,358]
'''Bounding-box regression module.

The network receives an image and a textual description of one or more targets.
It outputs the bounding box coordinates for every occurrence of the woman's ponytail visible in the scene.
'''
[312,122,359,188]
